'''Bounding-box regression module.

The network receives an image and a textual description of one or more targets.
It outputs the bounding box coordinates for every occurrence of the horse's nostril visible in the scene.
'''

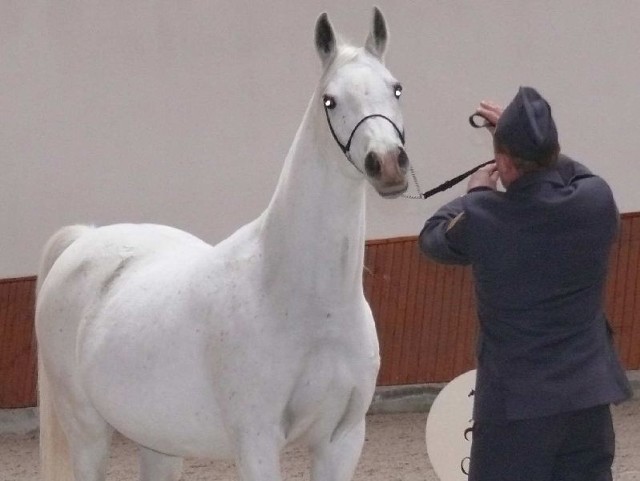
[398,148,409,170]
[365,152,382,178]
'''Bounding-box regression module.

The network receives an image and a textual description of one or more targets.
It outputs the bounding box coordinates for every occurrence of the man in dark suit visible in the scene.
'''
[419,86,632,481]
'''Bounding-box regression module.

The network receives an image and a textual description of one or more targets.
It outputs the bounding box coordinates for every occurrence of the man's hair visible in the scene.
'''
[494,137,560,173]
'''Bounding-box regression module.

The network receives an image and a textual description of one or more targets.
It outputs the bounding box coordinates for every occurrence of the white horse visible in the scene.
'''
[36,8,409,481]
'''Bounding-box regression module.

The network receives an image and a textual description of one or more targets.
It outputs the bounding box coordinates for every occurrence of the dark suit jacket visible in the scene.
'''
[419,155,632,422]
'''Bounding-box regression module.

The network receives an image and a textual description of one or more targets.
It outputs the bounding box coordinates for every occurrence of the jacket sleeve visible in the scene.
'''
[419,195,471,265]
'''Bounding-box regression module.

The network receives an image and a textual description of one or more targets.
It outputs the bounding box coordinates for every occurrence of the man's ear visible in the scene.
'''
[495,153,519,187]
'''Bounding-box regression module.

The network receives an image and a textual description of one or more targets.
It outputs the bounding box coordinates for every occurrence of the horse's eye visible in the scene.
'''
[323,95,336,109]
[394,84,403,99]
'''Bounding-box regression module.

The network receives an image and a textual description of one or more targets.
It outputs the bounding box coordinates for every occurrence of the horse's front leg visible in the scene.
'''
[138,446,183,481]
[234,429,283,481]
[310,419,366,481]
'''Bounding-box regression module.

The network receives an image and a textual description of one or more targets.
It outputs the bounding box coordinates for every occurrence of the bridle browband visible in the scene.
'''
[322,104,496,199]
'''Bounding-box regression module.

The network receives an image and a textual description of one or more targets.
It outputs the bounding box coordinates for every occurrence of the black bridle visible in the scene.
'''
[322,104,496,199]
[323,105,405,174]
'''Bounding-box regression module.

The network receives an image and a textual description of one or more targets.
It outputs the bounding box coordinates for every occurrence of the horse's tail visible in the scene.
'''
[37,224,93,481]
[38,355,75,481]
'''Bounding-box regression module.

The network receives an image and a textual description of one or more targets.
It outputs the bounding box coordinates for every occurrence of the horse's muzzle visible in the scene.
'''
[366,147,409,197]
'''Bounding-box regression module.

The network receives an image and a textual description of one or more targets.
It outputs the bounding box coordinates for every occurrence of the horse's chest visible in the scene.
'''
[280,330,379,441]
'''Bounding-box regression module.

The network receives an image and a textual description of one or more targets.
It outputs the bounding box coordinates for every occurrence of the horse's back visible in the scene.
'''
[37,222,214,339]
[38,223,207,333]
[40,222,206,291]
[37,222,210,355]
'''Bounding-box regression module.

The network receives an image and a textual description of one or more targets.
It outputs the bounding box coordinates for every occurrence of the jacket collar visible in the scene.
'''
[506,167,564,194]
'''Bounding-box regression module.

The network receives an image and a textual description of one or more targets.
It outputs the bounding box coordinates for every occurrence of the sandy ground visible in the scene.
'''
[1,396,639,481]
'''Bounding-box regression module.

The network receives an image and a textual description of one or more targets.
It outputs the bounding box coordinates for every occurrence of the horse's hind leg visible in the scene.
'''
[310,420,366,481]
[139,446,184,481]
[39,360,113,481]
[56,397,114,481]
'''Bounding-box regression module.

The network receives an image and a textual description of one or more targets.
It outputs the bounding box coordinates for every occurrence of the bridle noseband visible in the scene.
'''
[323,105,405,174]
[321,104,496,199]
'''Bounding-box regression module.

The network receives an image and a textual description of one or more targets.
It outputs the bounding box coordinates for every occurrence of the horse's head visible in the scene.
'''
[315,8,409,198]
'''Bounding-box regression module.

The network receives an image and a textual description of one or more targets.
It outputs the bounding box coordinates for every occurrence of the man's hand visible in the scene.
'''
[467,162,499,192]
[475,101,503,134]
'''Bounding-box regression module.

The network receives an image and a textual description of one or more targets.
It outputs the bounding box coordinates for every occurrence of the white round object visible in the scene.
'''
[426,369,477,481]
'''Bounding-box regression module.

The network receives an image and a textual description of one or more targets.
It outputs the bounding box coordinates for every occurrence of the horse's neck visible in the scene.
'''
[260,100,367,305]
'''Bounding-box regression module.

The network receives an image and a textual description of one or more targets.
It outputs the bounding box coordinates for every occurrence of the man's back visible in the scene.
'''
[420,155,631,421]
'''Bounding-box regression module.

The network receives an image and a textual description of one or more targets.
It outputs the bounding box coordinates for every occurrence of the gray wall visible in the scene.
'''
[2,1,639,277]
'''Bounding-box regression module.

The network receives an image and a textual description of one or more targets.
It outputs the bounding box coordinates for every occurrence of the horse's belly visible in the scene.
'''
[82,323,234,459]
[90,363,233,458]
[111,394,233,459]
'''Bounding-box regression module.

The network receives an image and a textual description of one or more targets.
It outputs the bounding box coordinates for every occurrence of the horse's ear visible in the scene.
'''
[365,7,388,60]
[315,13,336,67]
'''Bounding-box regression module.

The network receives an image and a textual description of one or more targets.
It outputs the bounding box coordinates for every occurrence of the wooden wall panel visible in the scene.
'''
[0,276,37,408]
[605,214,640,367]
[364,242,477,385]
[1,213,640,406]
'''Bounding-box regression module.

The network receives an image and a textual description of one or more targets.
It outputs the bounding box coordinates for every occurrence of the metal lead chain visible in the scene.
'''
[401,164,425,199]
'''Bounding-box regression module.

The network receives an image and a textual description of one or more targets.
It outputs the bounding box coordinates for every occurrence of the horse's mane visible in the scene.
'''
[319,43,362,85]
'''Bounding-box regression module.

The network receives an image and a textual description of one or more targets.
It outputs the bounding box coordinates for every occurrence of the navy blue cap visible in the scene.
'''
[494,86,559,162]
